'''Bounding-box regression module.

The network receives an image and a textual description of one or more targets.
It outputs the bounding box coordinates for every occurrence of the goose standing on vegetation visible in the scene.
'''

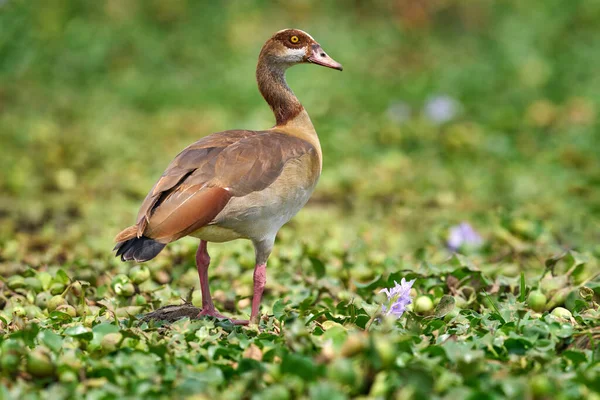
[114,29,342,325]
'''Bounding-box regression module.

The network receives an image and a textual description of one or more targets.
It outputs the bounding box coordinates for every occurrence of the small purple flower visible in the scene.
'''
[447,222,483,251]
[424,94,460,124]
[380,278,415,318]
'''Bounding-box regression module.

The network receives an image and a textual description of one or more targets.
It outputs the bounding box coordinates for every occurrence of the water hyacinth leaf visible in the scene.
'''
[589,282,600,295]
[420,345,447,360]
[388,271,419,285]
[564,251,587,269]
[92,322,120,335]
[64,325,93,340]
[208,345,238,360]
[299,295,318,311]
[88,324,120,350]
[237,358,263,374]
[449,254,476,270]
[354,315,370,329]
[307,310,329,324]
[309,381,348,400]
[48,311,73,324]
[39,330,63,353]
[353,274,383,290]
[544,253,566,273]
[281,353,324,381]
[146,343,168,359]
[546,287,571,310]
[321,322,347,348]
[481,292,506,324]
[363,303,382,317]
[561,350,587,364]
[442,341,481,364]
[55,269,71,285]
[571,299,588,313]
[309,256,326,279]
[414,247,427,261]
[533,339,555,353]
[335,300,353,314]
[92,368,117,383]
[179,368,224,392]
[434,295,455,318]
[423,319,445,334]
[547,321,574,338]
[11,323,40,346]
[272,299,287,320]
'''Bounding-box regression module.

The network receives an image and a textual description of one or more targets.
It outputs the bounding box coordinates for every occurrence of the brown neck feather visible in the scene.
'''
[256,55,304,126]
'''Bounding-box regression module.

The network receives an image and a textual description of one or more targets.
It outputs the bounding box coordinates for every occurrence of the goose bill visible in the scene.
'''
[307,44,343,71]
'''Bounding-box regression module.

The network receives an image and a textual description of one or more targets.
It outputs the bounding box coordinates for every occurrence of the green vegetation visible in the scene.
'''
[1,1,599,398]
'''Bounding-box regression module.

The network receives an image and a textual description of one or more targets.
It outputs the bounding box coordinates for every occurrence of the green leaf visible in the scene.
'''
[55,269,71,285]
[449,254,476,269]
[273,299,287,320]
[564,251,587,269]
[545,253,565,272]
[309,381,349,400]
[195,367,224,386]
[481,292,506,324]
[48,311,73,324]
[322,324,347,348]
[353,274,382,290]
[562,350,587,365]
[309,256,326,279]
[237,358,262,374]
[64,325,93,340]
[434,295,455,318]
[39,330,63,353]
[92,322,120,335]
[281,353,324,381]
[176,368,224,394]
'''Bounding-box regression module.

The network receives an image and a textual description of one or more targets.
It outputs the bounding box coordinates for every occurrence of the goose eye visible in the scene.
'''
[290,35,299,43]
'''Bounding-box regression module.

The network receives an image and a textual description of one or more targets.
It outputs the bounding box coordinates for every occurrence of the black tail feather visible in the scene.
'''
[114,236,166,263]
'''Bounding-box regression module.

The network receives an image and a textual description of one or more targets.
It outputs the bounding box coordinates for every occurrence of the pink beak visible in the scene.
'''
[307,44,343,71]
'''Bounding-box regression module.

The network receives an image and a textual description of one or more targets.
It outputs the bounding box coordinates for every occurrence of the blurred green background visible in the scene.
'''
[1,0,599,262]
[1,1,600,398]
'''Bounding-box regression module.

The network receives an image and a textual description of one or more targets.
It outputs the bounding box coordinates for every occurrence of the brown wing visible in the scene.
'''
[120,130,315,244]
[134,129,252,235]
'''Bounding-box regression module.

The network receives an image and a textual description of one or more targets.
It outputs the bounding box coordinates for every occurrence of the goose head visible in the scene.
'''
[259,29,343,71]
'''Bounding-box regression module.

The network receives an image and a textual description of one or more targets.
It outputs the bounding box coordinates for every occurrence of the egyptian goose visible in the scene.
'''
[114,29,342,325]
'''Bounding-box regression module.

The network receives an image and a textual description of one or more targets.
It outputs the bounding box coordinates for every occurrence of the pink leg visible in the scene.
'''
[196,240,215,312]
[196,240,248,325]
[250,263,267,324]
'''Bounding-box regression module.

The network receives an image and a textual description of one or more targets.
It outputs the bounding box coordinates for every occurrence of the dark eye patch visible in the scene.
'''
[275,30,309,48]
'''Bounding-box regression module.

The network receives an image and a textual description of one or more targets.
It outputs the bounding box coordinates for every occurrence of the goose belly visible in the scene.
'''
[199,155,319,243]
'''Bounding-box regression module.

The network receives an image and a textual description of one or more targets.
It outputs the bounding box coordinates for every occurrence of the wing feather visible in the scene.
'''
[122,130,315,244]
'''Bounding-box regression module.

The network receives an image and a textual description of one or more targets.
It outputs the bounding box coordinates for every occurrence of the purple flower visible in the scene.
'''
[424,94,460,124]
[380,278,415,318]
[447,222,483,251]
